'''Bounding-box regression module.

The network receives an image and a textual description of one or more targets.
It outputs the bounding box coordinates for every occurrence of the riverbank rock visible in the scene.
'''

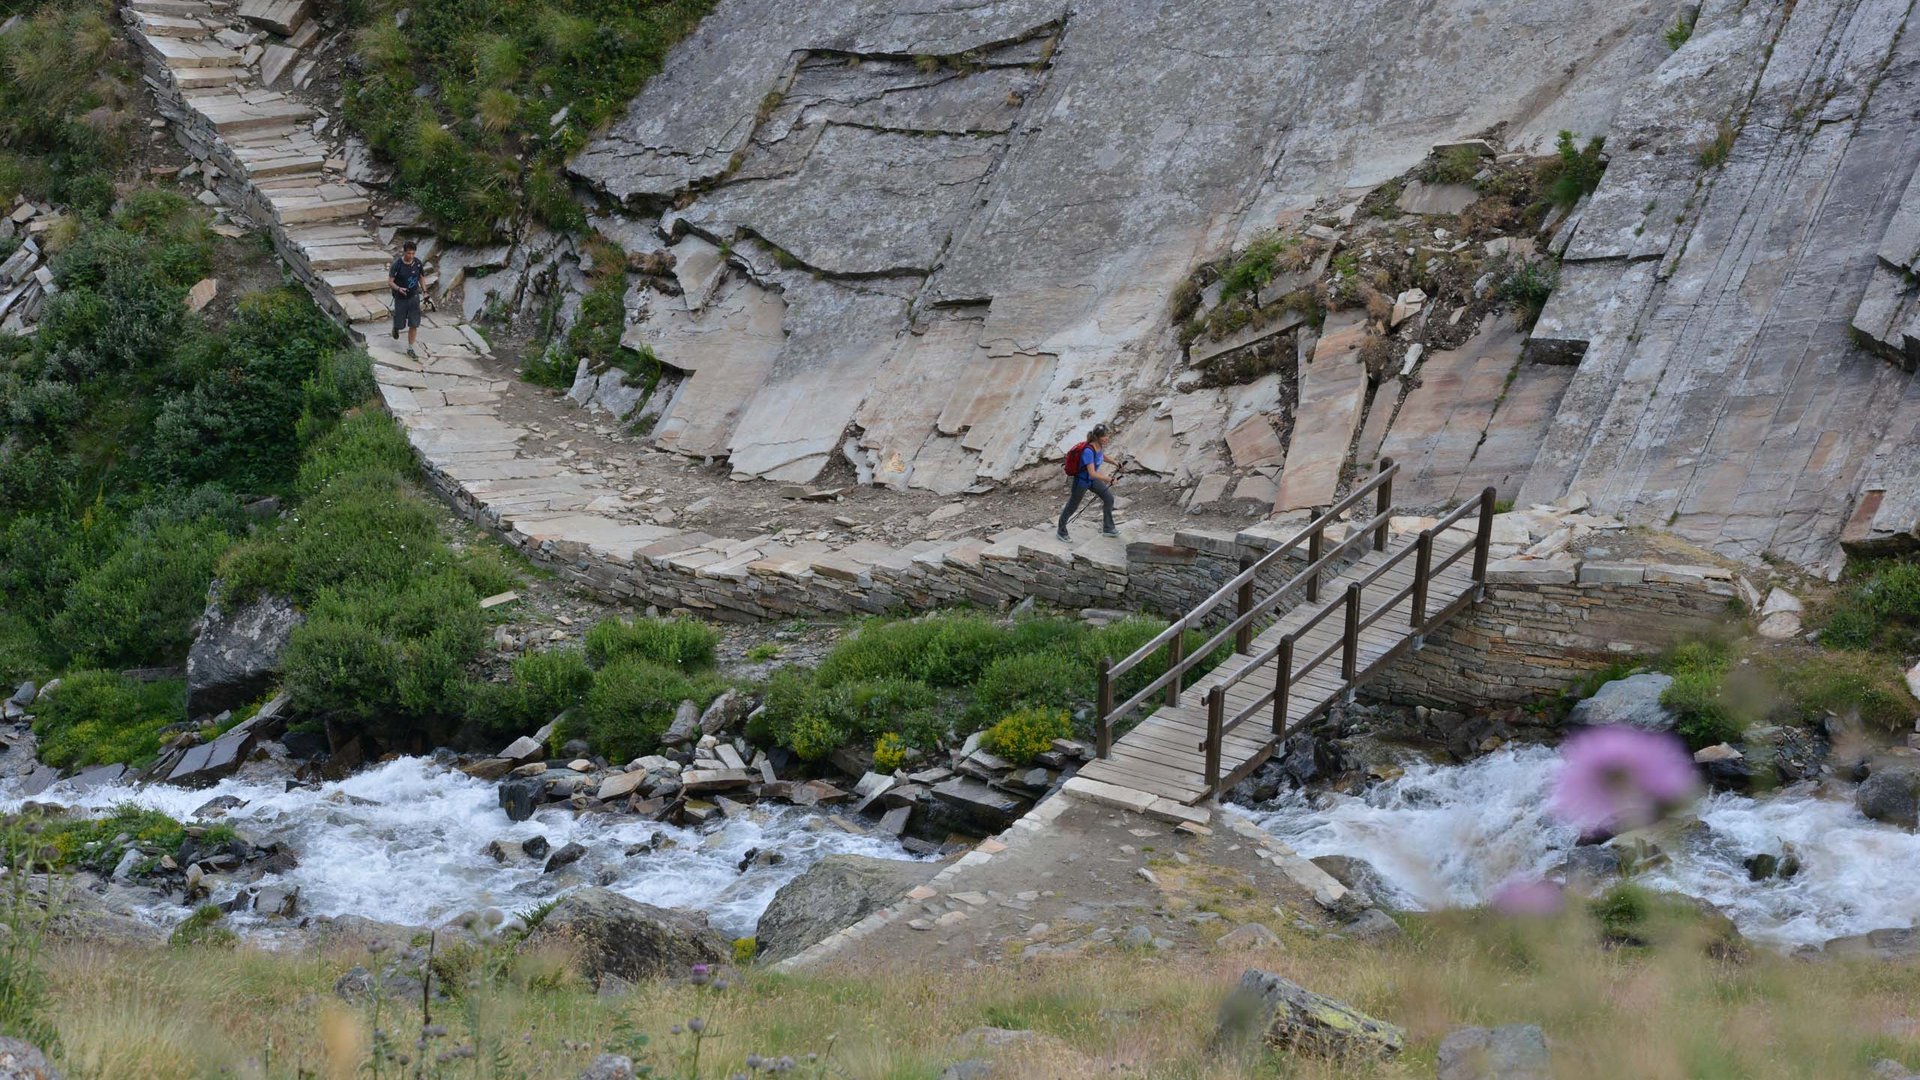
[1310,855,1392,908]
[1215,969,1403,1058]
[1566,674,1674,731]
[1437,1024,1552,1080]
[519,888,727,987]
[1857,760,1920,829]
[578,1055,635,1080]
[755,854,937,962]
[185,586,302,718]
[0,1037,60,1079]
[1813,927,1920,962]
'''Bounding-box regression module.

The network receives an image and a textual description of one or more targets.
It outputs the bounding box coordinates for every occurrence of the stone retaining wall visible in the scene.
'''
[1371,557,1746,708]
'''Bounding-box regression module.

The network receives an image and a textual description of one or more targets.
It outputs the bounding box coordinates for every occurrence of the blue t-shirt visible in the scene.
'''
[1075,445,1103,488]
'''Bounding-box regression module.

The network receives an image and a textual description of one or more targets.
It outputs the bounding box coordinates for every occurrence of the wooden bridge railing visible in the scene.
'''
[1195,486,1498,795]
[1093,457,1402,758]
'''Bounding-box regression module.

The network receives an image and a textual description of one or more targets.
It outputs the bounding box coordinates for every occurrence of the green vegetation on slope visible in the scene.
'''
[341,0,715,244]
[0,0,130,213]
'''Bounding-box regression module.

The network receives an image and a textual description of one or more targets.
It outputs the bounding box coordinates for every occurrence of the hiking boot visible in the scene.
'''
[390,326,399,340]
[1055,529,1070,543]
[1101,527,1121,538]
[406,347,417,358]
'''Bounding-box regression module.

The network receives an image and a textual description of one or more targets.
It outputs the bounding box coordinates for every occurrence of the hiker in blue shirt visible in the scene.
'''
[389,239,424,358]
[1056,423,1120,541]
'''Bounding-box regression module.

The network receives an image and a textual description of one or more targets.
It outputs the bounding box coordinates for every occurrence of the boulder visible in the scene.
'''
[697,689,744,735]
[0,1037,60,1079]
[1215,969,1403,1058]
[1816,926,1920,962]
[660,700,702,746]
[544,842,588,873]
[1309,855,1392,908]
[499,777,541,822]
[578,1055,635,1080]
[1437,1024,1552,1080]
[185,587,302,718]
[1857,763,1920,829]
[1565,673,1675,732]
[757,854,938,963]
[518,888,727,986]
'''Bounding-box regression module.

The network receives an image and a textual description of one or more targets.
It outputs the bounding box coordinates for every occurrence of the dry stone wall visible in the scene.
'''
[1371,558,1744,709]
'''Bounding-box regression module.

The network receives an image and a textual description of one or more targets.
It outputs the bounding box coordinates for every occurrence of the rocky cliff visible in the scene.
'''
[569,0,1920,571]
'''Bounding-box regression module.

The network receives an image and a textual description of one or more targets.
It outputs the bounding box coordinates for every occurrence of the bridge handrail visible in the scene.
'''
[1193,487,1498,795]
[1092,458,1401,756]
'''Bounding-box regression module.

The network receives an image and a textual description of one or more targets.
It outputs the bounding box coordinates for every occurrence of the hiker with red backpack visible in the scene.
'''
[1056,424,1121,542]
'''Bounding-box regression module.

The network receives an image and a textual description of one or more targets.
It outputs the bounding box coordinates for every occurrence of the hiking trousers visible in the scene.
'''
[1058,478,1115,535]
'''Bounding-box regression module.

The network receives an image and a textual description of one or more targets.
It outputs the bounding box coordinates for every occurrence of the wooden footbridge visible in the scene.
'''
[1077,460,1497,806]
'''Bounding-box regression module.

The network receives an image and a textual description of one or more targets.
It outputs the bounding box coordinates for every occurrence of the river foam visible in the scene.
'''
[1240,745,1920,948]
[2,756,921,939]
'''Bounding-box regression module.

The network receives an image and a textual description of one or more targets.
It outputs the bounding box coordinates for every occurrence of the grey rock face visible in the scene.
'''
[518,887,728,985]
[1216,968,1404,1058]
[572,0,1681,492]
[755,853,934,962]
[186,587,302,718]
[1437,1024,1552,1080]
[0,1036,60,1080]
[1309,855,1393,908]
[1566,673,1675,731]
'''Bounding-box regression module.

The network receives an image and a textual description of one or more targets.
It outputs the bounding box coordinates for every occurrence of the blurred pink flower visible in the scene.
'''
[1551,724,1700,836]
[1491,878,1565,917]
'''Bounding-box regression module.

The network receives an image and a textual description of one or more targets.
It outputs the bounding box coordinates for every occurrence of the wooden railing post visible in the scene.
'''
[1373,456,1394,552]
[1204,686,1225,797]
[1306,526,1324,602]
[1341,582,1362,681]
[1473,486,1497,585]
[1234,554,1255,654]
[1096,656,1113,759]
[1165,627,1185,708]
[1272,634,1294,737]
[1411,528,1434,628]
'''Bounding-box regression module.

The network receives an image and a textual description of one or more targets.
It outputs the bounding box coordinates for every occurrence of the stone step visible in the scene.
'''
[151,36,241,67]
[238,0,308,36]
[337,291,392,322]
[198,99,315,134]
[134,12,211,38]
[274,195,370,224]
[173,65,247,89]
[322,267,391,294]
[302,244,391,271]
[131,0,215,14]
[245,154,326,179]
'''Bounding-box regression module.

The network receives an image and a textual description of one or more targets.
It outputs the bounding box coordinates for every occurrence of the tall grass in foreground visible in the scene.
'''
[36,908,1920,1079]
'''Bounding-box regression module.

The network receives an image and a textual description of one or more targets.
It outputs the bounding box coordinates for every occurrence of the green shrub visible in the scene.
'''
[281,614,402,722]
[286,474,446,600]
[46,518,231,668]
[467,648,595,738]
[295,409,419,498]
[1541,130,1606,209]
[584,616,720,671]
[31,670,181,769]
[169,904,237,948]
[982,707,1072,765]
[785,712,846,763]
[1662,668,1744,749]
[1820,558,1920,653]
[1769,653,1916,733]
[747,666,822,748]
[1664,11,1695,49]
[1697,121,1736,171]
[825,676,938,739]
[578,659,725,762]
[1498,260,1559,328]
[968,651,1085,725]
[872,732,908,773]
[816,613,1009,688]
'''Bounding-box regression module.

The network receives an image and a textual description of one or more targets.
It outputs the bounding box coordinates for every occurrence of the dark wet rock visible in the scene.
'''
[1566,673,1674,732]
[1216,968,1403,1058]
[1556,844,1623,891]
[186,586,302,718]
[1437,1024,1552,1080]
[500,777,541,822]
[544,841,588,873]
[518,887,727,986]
[193,795,247,818]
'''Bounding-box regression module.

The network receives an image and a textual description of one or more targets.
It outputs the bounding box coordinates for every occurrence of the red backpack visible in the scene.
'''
[1063,441,1090,477]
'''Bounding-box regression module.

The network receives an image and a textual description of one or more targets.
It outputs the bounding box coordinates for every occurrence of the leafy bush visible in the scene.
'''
[46,518,231,668]
[585,616,720,671]
[968,652,1085,726]
[982,707,1072,765]
[1662,668,1744,749]
[825,677,938,739]
[1498,259,1560,328]
[816,613,1009,688]
[31,671,181,769]
[1820,558,1920,653]
[169,905,237,949]
[872,732,908,773]
[1541,130,1606,209]
[341,0,714,242]
[578,659,725,762]
[1768,652,1915,734]
[466,648,595,738]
